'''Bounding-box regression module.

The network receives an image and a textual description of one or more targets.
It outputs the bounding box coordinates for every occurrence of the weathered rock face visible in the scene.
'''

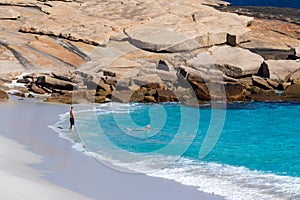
[266,60,300,83]
[0,7,20,20]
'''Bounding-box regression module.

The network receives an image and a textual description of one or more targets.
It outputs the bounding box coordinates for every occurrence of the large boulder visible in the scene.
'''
[207,46,265,78]
[191,80,247,102]
[282,84,300,101]
[138,68,177,83]
[130,91,145,102]
[288,68,300,83]
[248,87,280,101]
[296,44,300,58]
[155,89,178,102]
[111,91,128,103]
[36,75,77,90]
[0,89,8,100]
[266,60,300,82]
[132,74,162,87]
[190,81,211,101]
[225,82,247,101]
[30,83,46,94]
[179,65,232,84]
[45,90,98,104]
[252,76,273,90]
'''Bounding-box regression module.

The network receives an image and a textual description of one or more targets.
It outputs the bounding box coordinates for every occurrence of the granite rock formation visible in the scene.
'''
[0,0,300,104]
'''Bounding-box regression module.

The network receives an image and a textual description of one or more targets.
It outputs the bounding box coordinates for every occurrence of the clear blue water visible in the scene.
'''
[227,0,300,9]
[52,102,300,200]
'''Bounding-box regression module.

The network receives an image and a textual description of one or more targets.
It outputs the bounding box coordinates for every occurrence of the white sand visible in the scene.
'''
[0,99,224,200]
[0,135,92,200]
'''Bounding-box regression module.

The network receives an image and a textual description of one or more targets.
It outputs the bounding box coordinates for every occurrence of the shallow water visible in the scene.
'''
[52,102,300,200]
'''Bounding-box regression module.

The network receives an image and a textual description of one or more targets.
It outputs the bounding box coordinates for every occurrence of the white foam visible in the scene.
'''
[148,158,300,200]
[4,72,29,88]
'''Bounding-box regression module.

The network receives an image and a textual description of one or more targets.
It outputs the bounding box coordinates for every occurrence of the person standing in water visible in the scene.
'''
[70,106,75,130]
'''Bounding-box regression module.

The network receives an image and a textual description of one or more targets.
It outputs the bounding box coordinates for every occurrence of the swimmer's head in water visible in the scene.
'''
[146,125,151,129]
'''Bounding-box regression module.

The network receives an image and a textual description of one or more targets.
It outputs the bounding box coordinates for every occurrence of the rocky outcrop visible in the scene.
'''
[14,0,231,47]
[1,0,300,104]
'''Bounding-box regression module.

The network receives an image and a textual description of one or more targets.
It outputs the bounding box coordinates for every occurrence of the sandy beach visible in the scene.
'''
[0,99,224,200]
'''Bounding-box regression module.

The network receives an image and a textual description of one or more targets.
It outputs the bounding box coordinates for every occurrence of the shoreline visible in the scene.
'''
[0,99,224,200]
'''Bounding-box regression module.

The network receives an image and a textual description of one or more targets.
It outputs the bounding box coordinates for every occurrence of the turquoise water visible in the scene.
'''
[187,102,300,177]
[52,102,300,200]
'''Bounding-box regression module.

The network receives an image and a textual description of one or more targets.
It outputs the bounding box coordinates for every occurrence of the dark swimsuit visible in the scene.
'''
[70,117,74,126]
[70,111,74,126]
